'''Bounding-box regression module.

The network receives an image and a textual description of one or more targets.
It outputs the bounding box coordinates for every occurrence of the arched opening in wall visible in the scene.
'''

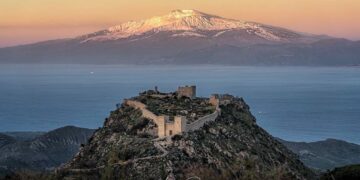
[169,130,173,136]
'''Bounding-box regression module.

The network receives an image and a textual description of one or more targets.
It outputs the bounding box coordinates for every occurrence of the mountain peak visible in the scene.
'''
[167,9,211,18]
[80,9,247,42]
[78,9,321,43]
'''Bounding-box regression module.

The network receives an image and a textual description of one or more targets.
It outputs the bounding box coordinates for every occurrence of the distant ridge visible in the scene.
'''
[279,138,360,170]
[0,126,94,176]
[0,133,16,149]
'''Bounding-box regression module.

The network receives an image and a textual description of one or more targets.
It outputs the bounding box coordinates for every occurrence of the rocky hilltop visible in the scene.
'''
[56,87,314,179]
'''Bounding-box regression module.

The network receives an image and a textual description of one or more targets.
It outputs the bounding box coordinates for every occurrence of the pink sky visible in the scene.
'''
[1,0,359,47]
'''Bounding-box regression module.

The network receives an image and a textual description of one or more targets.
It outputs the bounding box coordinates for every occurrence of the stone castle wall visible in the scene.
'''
[164,116,187,136]
[124,98,220,137]
[149,94,172,99]
[209,95,220,108]
[124,99,188,137]
[177,86,196,99]
[142,109,160,124]
[125,100,160,124]
[157,116,168,137]
[186,110,219,132]
[125,100,146,109]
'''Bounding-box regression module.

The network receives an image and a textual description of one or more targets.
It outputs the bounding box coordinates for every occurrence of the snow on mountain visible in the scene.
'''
[0,9,357,66]
[78,9,312,43]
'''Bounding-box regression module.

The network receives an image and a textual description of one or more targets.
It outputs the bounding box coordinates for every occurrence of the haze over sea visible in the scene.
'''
[0,65,359,144]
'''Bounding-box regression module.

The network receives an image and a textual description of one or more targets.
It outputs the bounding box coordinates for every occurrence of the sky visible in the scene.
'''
[1,0,360,47]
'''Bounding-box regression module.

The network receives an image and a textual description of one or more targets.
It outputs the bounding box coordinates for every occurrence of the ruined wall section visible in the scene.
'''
[124,99,187,137]
[125,98,221,137]
[186,110,220,132]
[124,100,160,125]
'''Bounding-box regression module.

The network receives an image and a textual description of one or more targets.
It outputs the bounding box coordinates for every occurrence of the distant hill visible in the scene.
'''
[2,127,360,177]
[0,10,359,66]
[0,133,16,149]
[3,132,45,142]
[0,126,94,176]
[321,164,360,180]
[279,139,360,171]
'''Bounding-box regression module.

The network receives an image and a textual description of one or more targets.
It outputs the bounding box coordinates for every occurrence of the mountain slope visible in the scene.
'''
[321,164,360,180]
[170,39,360,66]
[0,126,94,176]
[280,139,360,170]
[55,93,314,179]
[3,132,45,142]
[0,133,16,149]
[0,9,359,66]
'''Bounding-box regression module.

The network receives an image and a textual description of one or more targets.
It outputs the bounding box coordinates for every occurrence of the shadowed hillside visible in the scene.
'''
[0,126,94,176]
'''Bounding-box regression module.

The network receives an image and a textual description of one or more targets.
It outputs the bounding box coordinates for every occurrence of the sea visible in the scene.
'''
[0,64,359,144]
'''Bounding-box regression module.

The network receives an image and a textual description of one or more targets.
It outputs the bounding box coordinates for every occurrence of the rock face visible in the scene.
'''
[0,126,94,176]
[279,139,360,171]
[56,94,314,179]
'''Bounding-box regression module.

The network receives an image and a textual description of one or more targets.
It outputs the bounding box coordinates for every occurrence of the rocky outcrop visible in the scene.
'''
[56,95,315,179]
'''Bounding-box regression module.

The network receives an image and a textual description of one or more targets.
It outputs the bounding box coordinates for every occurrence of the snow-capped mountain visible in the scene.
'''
[78,9,320,44]
[0,10,359,66]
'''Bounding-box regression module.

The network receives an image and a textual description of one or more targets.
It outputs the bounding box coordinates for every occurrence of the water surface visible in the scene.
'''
[0,65,359,143]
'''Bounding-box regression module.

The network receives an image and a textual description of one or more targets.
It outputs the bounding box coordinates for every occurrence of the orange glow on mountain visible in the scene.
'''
[1,0,359,47]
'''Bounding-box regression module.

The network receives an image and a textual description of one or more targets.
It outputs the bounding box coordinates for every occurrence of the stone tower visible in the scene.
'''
[177,85,196,99]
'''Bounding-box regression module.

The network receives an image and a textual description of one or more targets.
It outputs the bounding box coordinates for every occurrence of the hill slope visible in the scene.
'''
[280,139,360,171]
[0,133,16,149]
[321,164,360,180]
[56,93,314,179]
[0,126,94,176]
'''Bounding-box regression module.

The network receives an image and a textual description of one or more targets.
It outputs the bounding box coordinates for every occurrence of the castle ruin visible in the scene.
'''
[124,86,224,138]
[210,94,234,107]
[177,85,196,99]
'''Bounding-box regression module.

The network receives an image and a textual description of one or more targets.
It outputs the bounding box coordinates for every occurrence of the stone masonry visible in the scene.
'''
[124,86,223,138]
[177,85,196,99]
[124,99,190,137]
